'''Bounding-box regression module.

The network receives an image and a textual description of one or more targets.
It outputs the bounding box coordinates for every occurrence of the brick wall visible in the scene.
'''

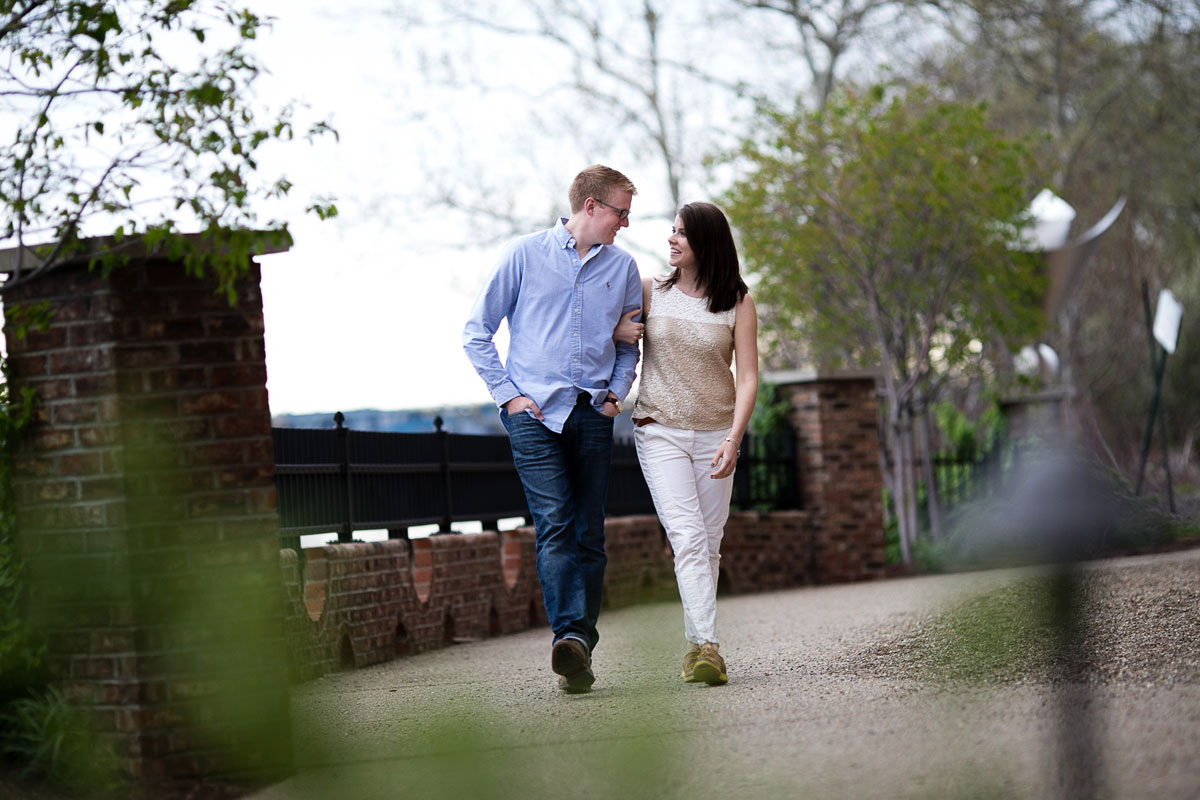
[600,514,676,604]
[3,250,291,781]
[282,531,546,677]
[721,511,817,592]
[775,370,887,582]
[279,371,887,683]
[283,509,879,681]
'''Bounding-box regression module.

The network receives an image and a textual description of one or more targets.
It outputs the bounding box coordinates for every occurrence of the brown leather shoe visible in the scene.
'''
[692,642,728,685]
[552,638,595,693]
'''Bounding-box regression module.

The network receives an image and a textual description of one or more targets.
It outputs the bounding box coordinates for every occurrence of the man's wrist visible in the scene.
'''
[603,394,623,414]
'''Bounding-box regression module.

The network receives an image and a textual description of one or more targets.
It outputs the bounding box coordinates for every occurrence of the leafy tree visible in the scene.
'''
[723,84,1044,560]
[912,0,1200,492]
[0,0,337,300]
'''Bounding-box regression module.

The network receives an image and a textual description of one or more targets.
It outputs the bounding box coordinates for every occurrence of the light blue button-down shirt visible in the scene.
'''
[463,218,642,433]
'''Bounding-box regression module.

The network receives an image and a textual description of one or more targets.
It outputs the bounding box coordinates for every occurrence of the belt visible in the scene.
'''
[634,417,656,427]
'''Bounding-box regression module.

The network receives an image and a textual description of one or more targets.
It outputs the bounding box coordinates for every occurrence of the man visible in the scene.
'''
[463,165,641,693]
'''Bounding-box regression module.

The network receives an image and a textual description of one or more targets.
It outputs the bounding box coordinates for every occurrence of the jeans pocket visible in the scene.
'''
[587,403,616,422]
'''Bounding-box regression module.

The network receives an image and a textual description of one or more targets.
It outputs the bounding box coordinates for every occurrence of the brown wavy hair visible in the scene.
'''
[660,201,747,313]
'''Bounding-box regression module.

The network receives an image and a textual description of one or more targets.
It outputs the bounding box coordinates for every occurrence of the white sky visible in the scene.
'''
[247,1,501,415]
[245,0,704,416]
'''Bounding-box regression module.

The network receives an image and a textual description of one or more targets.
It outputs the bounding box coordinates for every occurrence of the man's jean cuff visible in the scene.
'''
[554,633,590,651]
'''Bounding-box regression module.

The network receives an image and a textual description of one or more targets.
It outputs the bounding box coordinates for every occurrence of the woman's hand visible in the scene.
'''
[613,308,643,344]
[709,438,739,479]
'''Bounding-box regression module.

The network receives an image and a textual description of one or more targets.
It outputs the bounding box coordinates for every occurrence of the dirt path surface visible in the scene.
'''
[249,547,1200,800]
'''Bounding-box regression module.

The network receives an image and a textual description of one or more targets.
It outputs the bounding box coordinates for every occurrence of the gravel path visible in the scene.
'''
[250,547,1200,800]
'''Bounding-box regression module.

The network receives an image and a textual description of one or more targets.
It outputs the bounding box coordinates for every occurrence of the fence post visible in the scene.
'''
[435,415,454,532]
[335,411,353,543]
[771,369,886,581]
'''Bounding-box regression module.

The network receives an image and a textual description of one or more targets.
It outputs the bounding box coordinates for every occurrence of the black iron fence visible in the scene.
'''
[273,414,799,550]
[926,433,1023,514]
[733,432,800,511]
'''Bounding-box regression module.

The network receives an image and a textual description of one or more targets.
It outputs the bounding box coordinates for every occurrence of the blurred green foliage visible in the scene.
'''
[0,686,122,791]
[0,303,50,710]
[0,304,112,789]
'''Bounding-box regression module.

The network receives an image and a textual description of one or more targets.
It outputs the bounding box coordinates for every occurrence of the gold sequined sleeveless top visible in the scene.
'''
[632,278,737,430]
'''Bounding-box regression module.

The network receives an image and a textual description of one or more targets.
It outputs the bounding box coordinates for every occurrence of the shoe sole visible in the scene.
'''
[559,670,596,693]
[692,659,727,685]
[552,639,594,692]
[681,669,700,683]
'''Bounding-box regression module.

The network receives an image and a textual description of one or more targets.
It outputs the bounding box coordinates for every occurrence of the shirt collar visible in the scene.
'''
[554,217,605,258]
[553,217,575,250]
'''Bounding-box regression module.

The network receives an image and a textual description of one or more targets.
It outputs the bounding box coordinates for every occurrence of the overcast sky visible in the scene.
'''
[247,0,697,417]
[247,1,497,416]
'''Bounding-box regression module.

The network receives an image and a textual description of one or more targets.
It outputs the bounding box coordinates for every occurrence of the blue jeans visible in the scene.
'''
[502,394,613,651]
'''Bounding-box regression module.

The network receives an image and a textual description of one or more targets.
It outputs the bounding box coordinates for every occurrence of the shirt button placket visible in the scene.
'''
[572,276,582,380]
[570,258,582,381]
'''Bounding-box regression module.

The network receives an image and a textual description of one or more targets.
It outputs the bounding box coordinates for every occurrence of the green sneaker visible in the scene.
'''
[692,642,728,685]
[681,643,702,682]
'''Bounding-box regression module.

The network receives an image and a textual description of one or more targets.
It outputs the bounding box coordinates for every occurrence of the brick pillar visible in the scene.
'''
[2,240,292,782]
[771,369,887,582]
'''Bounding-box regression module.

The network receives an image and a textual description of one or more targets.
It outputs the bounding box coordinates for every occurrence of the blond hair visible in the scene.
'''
[568,165,637,213]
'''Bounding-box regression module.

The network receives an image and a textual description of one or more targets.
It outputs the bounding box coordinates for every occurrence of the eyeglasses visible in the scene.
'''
[592,198,631,221]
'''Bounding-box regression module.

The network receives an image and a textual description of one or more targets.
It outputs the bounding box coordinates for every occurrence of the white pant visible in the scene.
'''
[634,424,734,645]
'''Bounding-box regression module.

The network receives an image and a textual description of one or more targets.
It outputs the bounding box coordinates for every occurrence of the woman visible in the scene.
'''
[615,201,758,685]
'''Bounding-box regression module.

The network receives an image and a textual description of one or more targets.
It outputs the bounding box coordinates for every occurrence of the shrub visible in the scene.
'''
[0,686,123,791]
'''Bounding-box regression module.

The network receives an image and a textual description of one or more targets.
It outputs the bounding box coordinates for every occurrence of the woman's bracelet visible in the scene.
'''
[725,437,740,455]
